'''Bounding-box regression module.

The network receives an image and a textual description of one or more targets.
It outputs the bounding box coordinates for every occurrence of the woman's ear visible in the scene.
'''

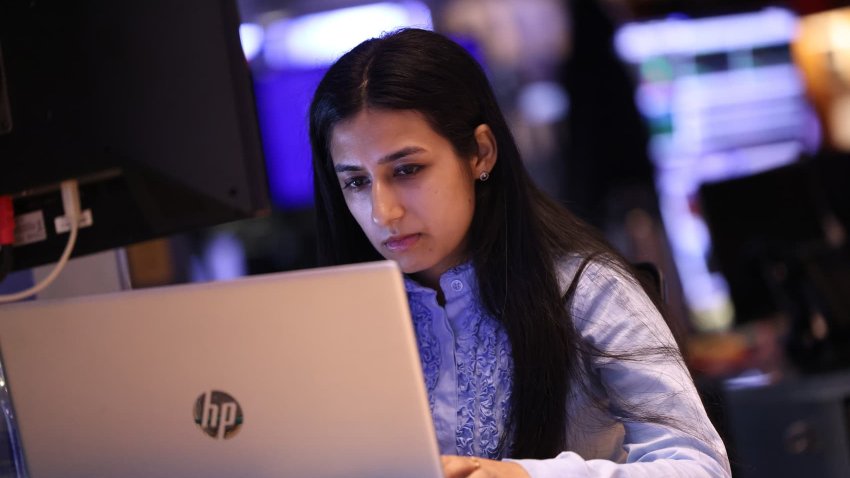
[472,124,498,177]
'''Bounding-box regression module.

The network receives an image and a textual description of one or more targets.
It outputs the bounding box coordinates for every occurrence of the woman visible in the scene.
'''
[310,28,730,478]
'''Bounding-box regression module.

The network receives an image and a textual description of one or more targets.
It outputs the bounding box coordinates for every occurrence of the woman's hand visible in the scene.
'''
[441,455,531,478]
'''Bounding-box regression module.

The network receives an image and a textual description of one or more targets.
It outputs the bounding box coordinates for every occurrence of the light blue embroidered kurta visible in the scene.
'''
[403,257,732,478]
[404,262,512,458]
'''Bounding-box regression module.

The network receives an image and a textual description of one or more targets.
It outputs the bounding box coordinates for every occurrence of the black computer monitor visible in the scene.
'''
[699,154,850,370]
[698,160,828,322]
[0,0,269,271]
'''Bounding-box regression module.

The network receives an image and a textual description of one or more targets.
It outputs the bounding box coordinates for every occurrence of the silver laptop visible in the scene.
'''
[0,260,442,478]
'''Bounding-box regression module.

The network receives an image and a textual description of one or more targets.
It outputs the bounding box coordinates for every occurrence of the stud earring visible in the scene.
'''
[479,171,490,182]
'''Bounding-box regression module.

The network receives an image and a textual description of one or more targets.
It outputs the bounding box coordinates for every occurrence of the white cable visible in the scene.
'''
[0,180,81,304]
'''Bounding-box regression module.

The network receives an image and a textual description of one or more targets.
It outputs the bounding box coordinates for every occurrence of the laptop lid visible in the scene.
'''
[0,260,442,478]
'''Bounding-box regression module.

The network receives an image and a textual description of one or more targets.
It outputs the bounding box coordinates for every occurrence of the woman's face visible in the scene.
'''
[329,108,495,287]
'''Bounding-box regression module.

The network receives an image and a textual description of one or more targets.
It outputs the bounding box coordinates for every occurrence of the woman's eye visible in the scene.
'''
[343,176,369,190]
[395,164,422,176]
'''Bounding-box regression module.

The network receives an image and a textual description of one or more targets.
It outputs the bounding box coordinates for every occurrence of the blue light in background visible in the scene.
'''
[263,1,432,70]
[239,23,264,61]
[253,68,327,209]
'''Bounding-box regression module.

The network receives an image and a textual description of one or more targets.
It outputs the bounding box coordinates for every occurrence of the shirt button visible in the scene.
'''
[450,280,464,292]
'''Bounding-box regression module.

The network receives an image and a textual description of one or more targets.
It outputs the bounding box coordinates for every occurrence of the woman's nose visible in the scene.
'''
[371,182,404,226]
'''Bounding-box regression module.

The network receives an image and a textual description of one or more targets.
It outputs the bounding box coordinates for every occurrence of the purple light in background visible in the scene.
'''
[239,23,264,61]
[263,1,432,70]
[253,68,327,209]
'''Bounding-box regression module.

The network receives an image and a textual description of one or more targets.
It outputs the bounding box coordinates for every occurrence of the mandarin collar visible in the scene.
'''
[403,261,476,296]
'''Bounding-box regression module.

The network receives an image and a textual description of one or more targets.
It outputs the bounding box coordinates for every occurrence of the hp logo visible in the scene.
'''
[194,390,243,439]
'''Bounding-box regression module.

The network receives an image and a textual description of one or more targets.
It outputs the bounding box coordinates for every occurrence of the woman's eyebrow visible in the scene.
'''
[377,146,425,164]
[334,163,363,173]
[334,146,426,173]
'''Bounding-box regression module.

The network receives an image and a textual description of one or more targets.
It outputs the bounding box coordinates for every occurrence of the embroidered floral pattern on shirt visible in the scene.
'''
[454,304,513,458]
[405,265,513,460]
[408,296,440,413]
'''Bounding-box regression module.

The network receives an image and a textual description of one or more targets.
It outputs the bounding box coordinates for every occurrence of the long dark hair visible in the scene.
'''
[310,28,670,459]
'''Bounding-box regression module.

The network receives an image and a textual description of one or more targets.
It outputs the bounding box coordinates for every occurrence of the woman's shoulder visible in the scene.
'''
[555,253,669,344]
[554,253,637,297]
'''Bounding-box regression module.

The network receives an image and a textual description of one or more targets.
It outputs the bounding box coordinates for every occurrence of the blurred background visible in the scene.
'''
[5,0,850,475]
[123,0,850,376]
[133,0,843,359]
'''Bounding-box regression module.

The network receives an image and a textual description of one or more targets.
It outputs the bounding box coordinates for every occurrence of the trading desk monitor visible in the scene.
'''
[698,160,828,322]
[614,7,820,330]
[699,154,850,370]
[0,0,269,271]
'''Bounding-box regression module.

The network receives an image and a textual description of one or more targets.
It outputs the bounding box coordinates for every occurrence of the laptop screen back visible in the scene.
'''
[0,261,441,478]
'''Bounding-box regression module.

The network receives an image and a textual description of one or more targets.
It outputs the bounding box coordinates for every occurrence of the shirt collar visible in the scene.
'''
[403,261,476,296]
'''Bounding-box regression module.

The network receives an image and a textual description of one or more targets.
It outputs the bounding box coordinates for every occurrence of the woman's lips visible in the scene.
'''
[384,234,420,252]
